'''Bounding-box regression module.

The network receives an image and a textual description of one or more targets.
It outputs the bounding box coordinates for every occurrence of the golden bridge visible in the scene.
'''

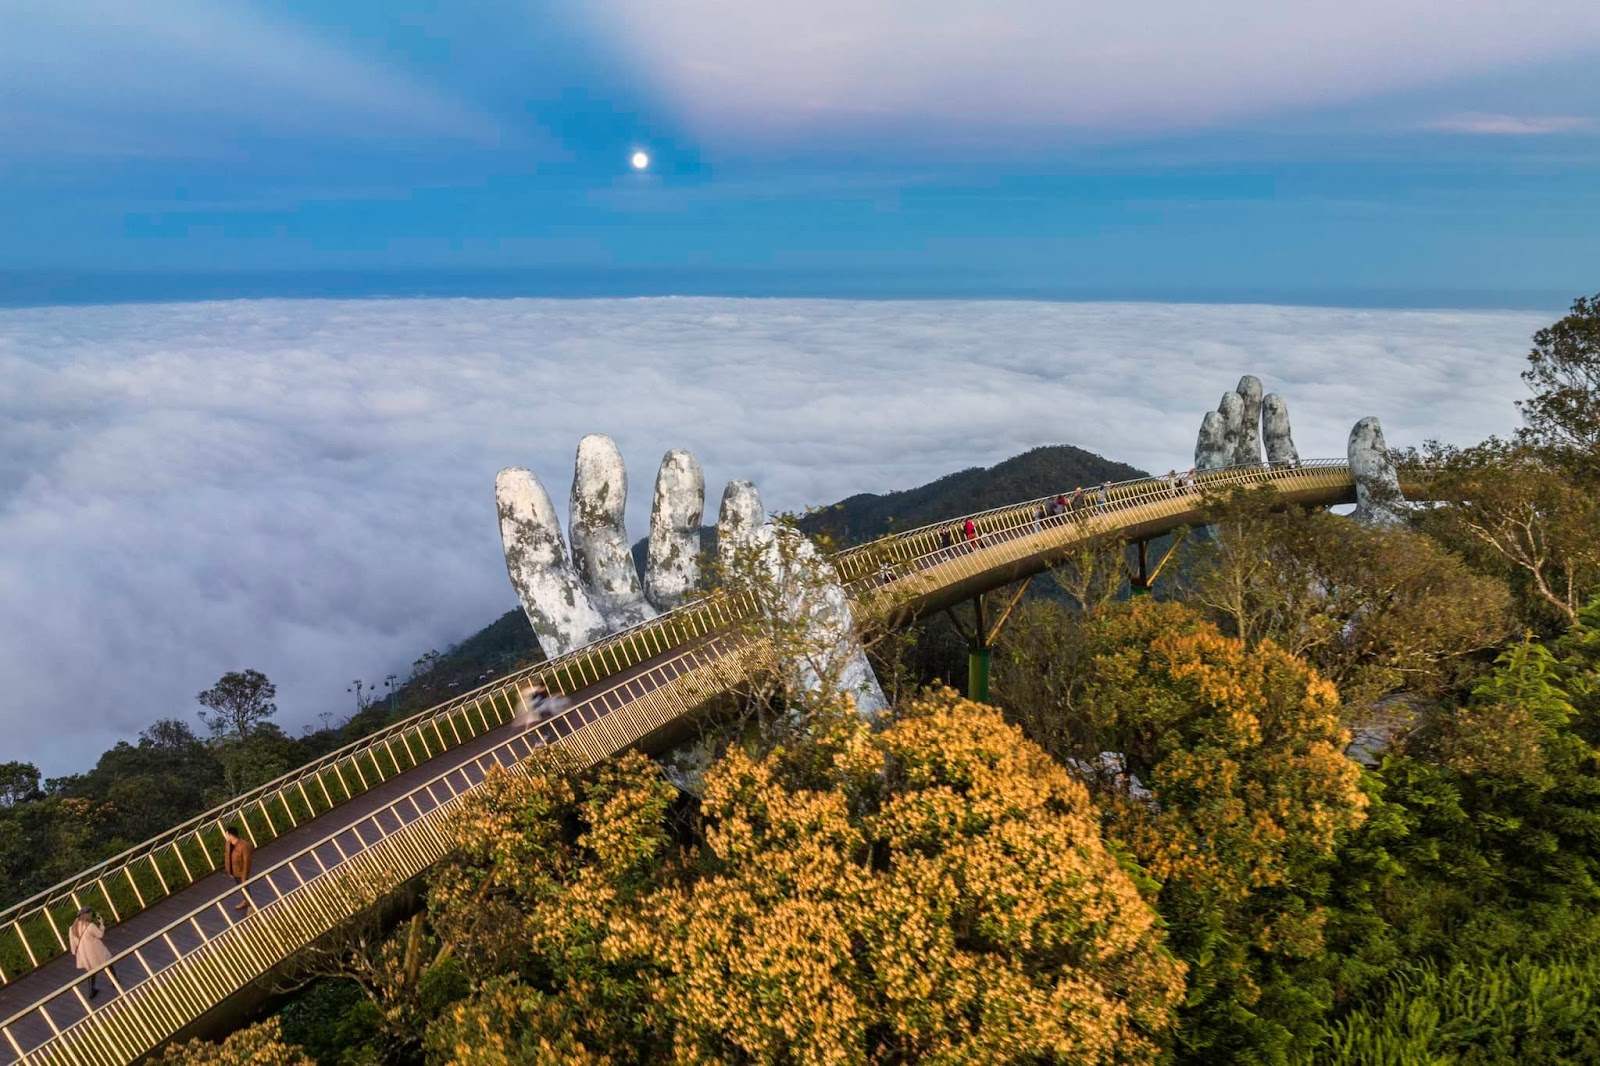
[0,459,1370,1065]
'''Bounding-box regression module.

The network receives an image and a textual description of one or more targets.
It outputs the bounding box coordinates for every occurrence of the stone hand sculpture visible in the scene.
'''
[496,435,888,715]
[1347,417,1406,526]
[1194,377,1405,526]
[1195,375,1298,471]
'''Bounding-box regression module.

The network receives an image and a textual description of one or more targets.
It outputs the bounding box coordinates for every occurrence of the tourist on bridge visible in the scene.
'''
[963,518,978,549]
[1032,503,1045,533]
[224,825,254,913]
[70,908,115,1000]
[1166,470,1181,498]
[1097,481,1111,512]
[1069,487,1087,515]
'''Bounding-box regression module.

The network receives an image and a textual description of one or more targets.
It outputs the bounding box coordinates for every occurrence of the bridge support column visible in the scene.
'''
[969,593,991,702]
[1130,540,1151,596]
[968,647,992,703]
[1127,532,1186,597]
[946,579,1030,704]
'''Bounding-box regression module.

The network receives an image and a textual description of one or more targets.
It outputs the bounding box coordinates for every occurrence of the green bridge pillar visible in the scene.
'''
[968,647,992,704]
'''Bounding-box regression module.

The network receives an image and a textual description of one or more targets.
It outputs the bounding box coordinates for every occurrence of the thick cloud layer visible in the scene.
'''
[0,297,1539,773]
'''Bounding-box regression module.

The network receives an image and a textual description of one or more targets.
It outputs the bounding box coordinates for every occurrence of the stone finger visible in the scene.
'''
[716,478,765,574]
[1349,417,1406,526]
[1195,411,1230,471]
[570,434,655,629]
[1262,394,1299,465]
[645,449,705,611]
[495,466,610,658]
[1235,375,1263,465]
[1217,390,1245,465]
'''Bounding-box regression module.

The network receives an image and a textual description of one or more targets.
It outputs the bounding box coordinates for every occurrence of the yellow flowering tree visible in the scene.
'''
[151,1019,315,1066]
[426,691,1186,1065]
[1000,599,1368,1062]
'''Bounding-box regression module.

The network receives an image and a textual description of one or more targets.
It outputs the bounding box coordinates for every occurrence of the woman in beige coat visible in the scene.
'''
[69,907,115,999]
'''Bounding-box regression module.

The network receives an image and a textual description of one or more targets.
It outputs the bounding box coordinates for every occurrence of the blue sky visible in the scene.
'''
[3,0,1598,304]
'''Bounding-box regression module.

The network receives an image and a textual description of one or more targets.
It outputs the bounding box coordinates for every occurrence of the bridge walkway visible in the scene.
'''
[0,639,730,1066]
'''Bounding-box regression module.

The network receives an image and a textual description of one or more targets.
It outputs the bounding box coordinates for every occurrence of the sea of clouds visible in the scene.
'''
[0,297,1544,774]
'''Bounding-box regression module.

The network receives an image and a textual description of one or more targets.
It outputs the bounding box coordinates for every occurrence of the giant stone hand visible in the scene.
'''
[496,436,887,715]
[1195,375,1298,471]
[1193,377,1405,525]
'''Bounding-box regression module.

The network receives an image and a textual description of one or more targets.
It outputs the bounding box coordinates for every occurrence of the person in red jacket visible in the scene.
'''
[962,517,978,549]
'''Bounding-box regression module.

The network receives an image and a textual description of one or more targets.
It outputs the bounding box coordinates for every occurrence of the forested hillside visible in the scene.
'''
[799,443,1146,545]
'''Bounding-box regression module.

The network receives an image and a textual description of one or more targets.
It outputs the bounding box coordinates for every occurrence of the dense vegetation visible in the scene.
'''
[26,293,1600,1063]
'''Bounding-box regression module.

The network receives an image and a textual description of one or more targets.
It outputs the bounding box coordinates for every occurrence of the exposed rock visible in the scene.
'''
[569,434,656,629]
[1217,390,1245,466]
[645,449,704,611]
[1262,394,1300,465]
[495,466,610,658]
[1348,416,1407,526]
[1234,375,1264,466]
[716,479,765,574]
[1345,695,1422,767]
[746,524,889,718]
[1195,411,1230,471]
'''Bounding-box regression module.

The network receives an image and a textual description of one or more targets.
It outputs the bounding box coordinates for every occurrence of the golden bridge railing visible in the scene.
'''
[0,579,752,989]
[1,642,752,1066]
[834,458,1361,597]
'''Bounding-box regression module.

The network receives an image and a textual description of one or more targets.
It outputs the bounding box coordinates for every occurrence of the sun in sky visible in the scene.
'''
[631,150,651,170]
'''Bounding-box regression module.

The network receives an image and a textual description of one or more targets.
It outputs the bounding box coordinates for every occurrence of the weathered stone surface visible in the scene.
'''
[1262,394,1299,465]
[1235,375,1264,466]
[570,434,656,629]
[1195,411,1230,471]
[645,449,704,611]
[495,466,611,658]
[501,445,889,730]
[746,524,889,718]
[1217,390,1245,466]
[1349,416,1407,526]
[716,479,765,573]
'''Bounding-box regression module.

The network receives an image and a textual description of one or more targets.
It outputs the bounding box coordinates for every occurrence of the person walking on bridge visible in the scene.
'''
[70,908,115,1000]
[963,517,978,550]
[224,824,255,913]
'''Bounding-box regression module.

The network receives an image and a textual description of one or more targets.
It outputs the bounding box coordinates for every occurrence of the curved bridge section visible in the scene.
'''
[0,459,1365,1065]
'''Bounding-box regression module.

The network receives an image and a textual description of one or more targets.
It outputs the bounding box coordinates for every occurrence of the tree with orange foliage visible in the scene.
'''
[151,1019,314,1066]
[998,598,1368,1063]
[425,690,1187,1065]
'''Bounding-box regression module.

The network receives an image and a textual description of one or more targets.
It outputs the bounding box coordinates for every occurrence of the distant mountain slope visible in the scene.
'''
[390,443,1146,711]
[799,445,1148,547]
